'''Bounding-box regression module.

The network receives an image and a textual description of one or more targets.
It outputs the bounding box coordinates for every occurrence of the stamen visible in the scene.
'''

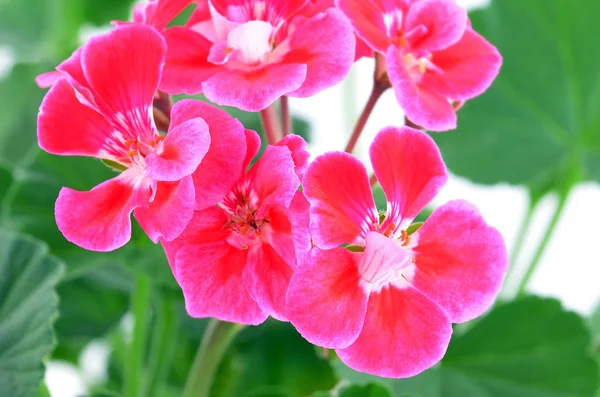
[400,230,411,247]
[383,222,396,238]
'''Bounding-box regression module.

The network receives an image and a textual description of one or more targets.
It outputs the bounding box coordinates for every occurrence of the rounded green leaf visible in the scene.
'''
[443,296,599,397]
[0,230,65,397]
[433,0,600,190]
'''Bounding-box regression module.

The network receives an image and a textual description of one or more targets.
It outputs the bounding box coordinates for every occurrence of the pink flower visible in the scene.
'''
[37,25,220,251]
[159,0,356,111]
[286,126,508,377]
[162,131,310,325]
[302,0,373,60]
[336,0,502,131]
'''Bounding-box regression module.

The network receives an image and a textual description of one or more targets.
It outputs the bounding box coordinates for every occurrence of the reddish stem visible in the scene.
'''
[344,83,387,153]
[369,173,378,187]
[280,96,292,136]
[260,105,282,145]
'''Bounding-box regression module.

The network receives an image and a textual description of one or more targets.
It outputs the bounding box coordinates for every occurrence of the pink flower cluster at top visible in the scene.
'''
[36,0,507,378]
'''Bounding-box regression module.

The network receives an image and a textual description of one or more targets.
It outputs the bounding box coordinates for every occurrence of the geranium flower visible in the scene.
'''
[287,126,508,377]
[37,25,216,251]
[336,0,502,131]
[162,131,310,324]
[158,0,356,111]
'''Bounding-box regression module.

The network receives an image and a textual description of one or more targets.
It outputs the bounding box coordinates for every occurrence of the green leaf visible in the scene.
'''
[212,320,337,397]
[0,0,135,61]
[433,0,600,192]
[0,0,54,58]
[0,165,12,205]
[35,383,51,397]
[0,230,65,397]
[81,0,136,27]
[0,64,47,166]
[339,384,393,397]
[335,296,600,397]
[55,270,129,342]
[312,384,392,397]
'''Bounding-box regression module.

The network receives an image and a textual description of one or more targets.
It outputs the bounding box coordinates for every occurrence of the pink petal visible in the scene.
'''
[337,279,452,378]
[410,200,508,323]
[207,41,231,65]
[244,242,294,321]
[243,128,261,170]
[405,0,467,52]
[335,0,390,53]
[386,45,457,131]
[137,0,193,30]
[251,145,299,215]
[210,0,309,23]
[37,79,114,158]
[35,71,62,88]
[286,247,370,348]
[55,48,91,94]
[134,176,195,243]
[174,207,268,325]
[170,100,247,210]
[55,171,147,252]
[359,231,412,283]
[355,36,374,60]
[186,0,211,27]
[161,27,221,95]
[202,63,307,112]
[161,202,221,273]
[206,1,240,41]
[226,21,273,65]
[303,152,378,249]
[283,9,355,98]
[288,190,311,265]
[145,117,211,182]
[369,126,447,225]
[276,134,310,180]
[81,25,165,137]
[421,29,502,101]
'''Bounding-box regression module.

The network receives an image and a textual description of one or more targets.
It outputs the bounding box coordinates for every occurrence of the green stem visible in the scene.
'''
[182,319,245,397]
[516,192,570,297]
[124,274,152,397]
[145,297,178,397]
[505,194,539,284]
[260,105,282,145]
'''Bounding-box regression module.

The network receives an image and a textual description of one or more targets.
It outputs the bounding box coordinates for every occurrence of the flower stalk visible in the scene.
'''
[344,82,387,154]
[182,319,245,397]
[280,96,292,137]
[124,273,152,397]
[517,191,570,296]
[260,105,282,145]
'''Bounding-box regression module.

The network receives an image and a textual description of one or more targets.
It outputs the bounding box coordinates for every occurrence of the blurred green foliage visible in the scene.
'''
[434,0,600,199]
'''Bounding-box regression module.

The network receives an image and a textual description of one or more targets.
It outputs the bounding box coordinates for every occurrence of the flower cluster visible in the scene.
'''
[37,0,507,378]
